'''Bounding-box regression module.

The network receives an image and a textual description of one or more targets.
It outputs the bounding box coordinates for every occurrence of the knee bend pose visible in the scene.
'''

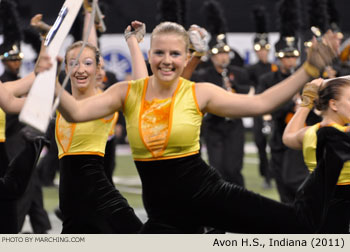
[283,77,350,233]
[54,22,345,233]
[53,8,144,233]
[56,38,143,233]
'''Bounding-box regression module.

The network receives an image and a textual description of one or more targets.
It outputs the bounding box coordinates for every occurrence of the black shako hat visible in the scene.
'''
[0,0,24,61]
[252,5,271,51]
[274,0,301,58]
[202,0,231,55]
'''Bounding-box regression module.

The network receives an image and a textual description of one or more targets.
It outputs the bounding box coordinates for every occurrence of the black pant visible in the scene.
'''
[17,170,51,233]
[282,149,309,201]
[318,185,350,233]
[137,154,303,234]
[37,119,59,186]
[202,119,245,186]
[270,149,287,200]
[270,148,309,204]
[104,137,117,184]
[0,137,43,233]
[59,155,142,234]
[0,143,9,176]
[252,117,270,179]
[136,127,350,233]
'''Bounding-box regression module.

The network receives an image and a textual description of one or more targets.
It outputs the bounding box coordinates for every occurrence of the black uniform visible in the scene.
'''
[246,61,276,184]
[259,68,320,203]
[0,70,25,160]
[137,127,350,233]
[37,119,59,187]
[101,71,119,184]
[192,65,251,186]
[1,70,51,233]
[0,133,45,233]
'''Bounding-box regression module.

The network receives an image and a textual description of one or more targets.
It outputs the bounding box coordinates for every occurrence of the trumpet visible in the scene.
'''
[221,66,233,92]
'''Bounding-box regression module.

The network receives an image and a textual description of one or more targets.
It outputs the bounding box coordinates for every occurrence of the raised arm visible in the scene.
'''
[282,107,310,150]
[182,25,209,80]
[3,48,50,97]
[3,18,51,98]
[56,80,128,122]
[197,31,338,118]
[83,11,98,47]
[82,0,100,48]
[124,21,148,80]
[0,48,52,113]
[197,67,310,117]
[0,84,25,114]
[282,79,322,149]
[2,73,35,97]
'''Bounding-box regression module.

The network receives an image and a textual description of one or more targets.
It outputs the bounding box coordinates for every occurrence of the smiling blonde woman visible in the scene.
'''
[54,21,345,233]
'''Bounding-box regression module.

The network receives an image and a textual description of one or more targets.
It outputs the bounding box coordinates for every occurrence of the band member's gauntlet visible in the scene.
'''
[300,82,319,109]
[303,32,338,78]
[188,25,209,57]
[124,22,146,43]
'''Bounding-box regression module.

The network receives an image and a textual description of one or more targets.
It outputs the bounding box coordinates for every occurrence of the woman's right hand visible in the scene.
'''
[188,25,209,55]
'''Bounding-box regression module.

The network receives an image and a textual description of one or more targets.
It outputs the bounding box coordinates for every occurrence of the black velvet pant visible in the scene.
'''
[137,154,303,234]
[318,185,350,233]
[136,127,350,234]
[103,137,117,185]
[0,138,42,233]
[0,143,9,176]
[17,169,51,233]
[59,155,142,234]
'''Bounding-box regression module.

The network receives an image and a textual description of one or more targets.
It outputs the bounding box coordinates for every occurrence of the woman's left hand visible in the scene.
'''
[124,21,146,43]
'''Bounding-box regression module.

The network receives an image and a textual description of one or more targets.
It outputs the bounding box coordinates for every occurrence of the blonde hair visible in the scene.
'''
[64,41,100,65]
[151,22,189,51]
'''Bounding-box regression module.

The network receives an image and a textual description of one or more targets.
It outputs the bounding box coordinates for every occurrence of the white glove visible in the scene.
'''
[188,25,209,55]
[124,21,146,43]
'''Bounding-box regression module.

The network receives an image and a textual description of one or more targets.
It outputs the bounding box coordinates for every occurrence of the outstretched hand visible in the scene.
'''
[30,14,51,37]
[304,30,338,77]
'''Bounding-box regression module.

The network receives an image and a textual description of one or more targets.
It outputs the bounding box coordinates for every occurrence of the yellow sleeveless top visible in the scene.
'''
[0,108,5,142]
[124,77,203,161]
[303,123,350,185]
[55,112,117,159]
[108,112,119,139]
